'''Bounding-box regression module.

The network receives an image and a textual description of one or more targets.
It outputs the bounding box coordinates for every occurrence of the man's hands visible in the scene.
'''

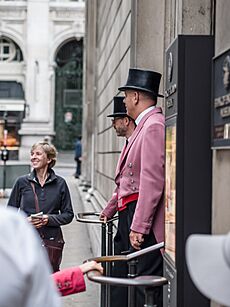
[100,212,144,250]
[99,212,108,223]
[129,230,144,250]
[79,261,103,274]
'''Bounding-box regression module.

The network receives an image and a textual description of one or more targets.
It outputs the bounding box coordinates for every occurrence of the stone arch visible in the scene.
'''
[49,29,83,65]
[0,30,25,61]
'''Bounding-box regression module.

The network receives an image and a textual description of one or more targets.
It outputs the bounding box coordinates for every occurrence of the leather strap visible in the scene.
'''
[30,182,46,239]
[30,182,40,213]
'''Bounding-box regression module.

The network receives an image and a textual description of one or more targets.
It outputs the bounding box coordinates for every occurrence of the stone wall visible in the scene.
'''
[83,6,230,306]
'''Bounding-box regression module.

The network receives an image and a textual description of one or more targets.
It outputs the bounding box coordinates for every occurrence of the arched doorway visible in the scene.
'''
[54,38,83,150]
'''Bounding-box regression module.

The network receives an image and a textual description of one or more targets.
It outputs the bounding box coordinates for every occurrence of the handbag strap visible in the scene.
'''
[30,182,45,239]
[30,182,40,213]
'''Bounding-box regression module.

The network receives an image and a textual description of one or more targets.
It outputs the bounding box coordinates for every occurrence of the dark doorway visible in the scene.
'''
[54,38,83,150]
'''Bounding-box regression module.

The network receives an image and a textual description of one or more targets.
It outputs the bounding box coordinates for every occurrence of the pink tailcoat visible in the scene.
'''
[103,107,165,244]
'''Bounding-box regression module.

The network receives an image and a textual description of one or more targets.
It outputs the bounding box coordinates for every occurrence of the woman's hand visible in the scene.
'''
[42,214,49,226]
[79,261,103,275]
[27,214,49,228]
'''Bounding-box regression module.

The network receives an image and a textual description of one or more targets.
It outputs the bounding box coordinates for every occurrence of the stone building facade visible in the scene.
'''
[0,0,85,159]
[83,2,230,306]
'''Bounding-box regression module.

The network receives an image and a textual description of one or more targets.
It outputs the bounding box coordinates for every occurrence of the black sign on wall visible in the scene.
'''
[212,48,230,147]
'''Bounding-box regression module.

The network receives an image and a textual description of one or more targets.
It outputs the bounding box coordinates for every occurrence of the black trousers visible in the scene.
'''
[75,158,81,177]
[110,200,163,307]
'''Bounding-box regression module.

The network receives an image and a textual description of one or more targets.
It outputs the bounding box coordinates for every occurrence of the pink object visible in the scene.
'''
[53,267,86,296]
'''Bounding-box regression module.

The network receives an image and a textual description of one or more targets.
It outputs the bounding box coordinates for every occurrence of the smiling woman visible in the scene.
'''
[7,141,74,272]
[30,142,57,186]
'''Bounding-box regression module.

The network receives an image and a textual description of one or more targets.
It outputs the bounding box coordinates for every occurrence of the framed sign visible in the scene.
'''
[212,48,230,148]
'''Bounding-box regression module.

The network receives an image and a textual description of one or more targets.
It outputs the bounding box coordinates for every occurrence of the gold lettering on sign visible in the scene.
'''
[214,93,230,108]
[224,123,230,139]
[214,125,224,139]
[165,84,177,98]
[167,99,174,109]
[220,106,230,118]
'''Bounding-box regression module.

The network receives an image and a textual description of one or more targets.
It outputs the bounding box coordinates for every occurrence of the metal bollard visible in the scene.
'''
[106,220,114,306]
[87,271,168,307]
[89,242,165,307]
[121,249,138,307]
[127,258,138,307]
[75,212,117,307]
[144,287,157,307]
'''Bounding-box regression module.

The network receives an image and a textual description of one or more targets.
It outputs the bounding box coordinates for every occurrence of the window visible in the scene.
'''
[0,37,23,62]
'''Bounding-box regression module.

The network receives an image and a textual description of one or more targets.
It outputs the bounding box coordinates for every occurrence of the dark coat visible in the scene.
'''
[7,169,74,240]
[74,139,82,159]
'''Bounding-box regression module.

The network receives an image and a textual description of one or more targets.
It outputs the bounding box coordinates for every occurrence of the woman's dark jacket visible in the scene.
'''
[7,169,74,240]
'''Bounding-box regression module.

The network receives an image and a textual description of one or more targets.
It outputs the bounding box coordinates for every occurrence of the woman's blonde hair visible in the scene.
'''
[31,141,57,169]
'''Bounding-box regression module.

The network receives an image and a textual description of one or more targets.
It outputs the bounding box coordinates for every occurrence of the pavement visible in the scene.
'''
[0,151,100,307]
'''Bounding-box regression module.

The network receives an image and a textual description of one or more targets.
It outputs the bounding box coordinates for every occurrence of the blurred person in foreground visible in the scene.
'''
[0,206,103,307]
[7,141,74,272]
[1,206,60,307]
[186,232,230,307]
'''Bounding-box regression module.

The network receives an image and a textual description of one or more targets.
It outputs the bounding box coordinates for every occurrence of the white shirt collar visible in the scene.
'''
[135,106,155,126]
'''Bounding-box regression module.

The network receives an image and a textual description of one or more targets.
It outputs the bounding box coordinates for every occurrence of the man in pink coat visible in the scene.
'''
[101,68,165,307]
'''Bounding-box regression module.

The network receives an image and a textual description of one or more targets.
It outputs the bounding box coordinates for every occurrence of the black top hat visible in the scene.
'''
[107,96,127,117]
[118,68,164,98]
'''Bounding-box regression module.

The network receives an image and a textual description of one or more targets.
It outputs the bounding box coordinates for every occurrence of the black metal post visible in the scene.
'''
[107,221,113,272]
[75,213,118,307]
[144,287,157,307]
[101,223,107,307]
[2,111,8,197]
[101,223,106,256]
[127,258,138,307]
[3,159,6,195]
[106,221,113,307]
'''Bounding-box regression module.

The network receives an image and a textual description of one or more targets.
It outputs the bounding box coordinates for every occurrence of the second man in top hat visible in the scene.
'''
[107,96,136,138]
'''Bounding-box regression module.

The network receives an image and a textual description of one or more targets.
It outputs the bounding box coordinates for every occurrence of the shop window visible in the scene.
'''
[0,113,21,148]
[0,81,24,99]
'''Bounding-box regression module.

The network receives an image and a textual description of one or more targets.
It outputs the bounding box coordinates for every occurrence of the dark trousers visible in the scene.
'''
[110,201,163,307]
[75,158,81,177]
